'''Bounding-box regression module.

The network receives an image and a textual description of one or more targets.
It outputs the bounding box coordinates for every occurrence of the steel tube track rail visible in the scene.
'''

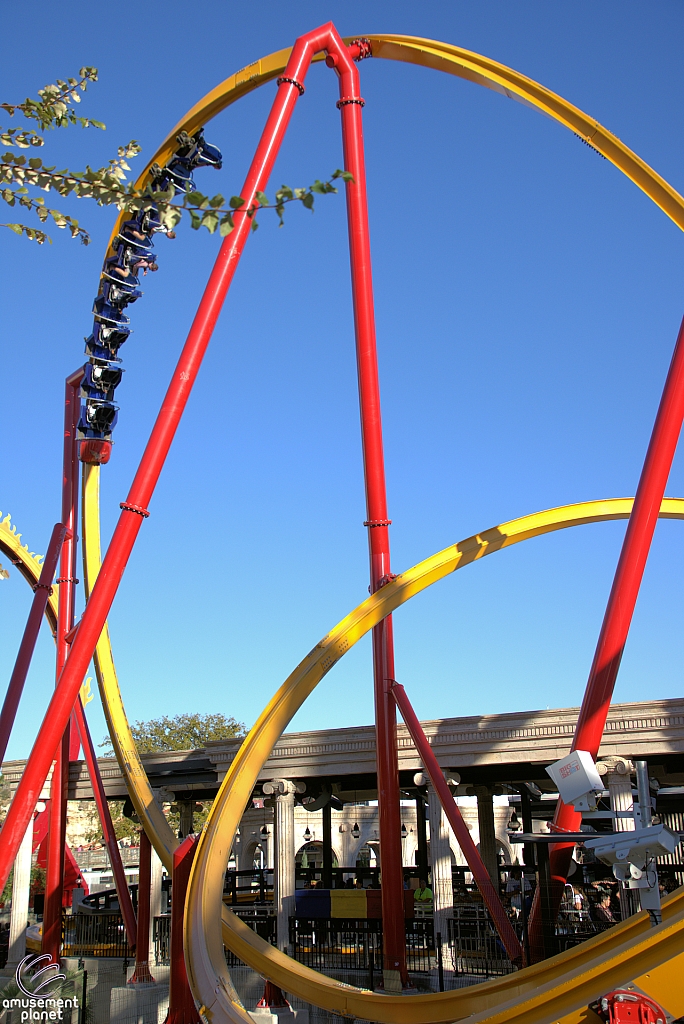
[5,26,684,1024]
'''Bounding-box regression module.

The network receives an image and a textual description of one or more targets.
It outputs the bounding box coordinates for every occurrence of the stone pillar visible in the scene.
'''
[149,842,163,965]
[473,785,499,887]
[415,772,456,945]
[263,780,303,950]
[6,818,33,969]
[176,799,196,840]
[597,757,635,919]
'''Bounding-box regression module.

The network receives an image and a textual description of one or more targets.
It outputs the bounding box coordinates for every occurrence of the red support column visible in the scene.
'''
[129,830,155,984]
[43,368,83,963]
[390,682,523,963]
[164,835,200,1024]
[0,522,66,763]
[337,80,409,989]
[528,313,684,958]
[73,698,137,947]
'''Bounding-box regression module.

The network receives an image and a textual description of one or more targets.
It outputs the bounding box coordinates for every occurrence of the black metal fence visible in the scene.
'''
[153,910,277,968]
[62,911,133,958]
[289,918,435,973]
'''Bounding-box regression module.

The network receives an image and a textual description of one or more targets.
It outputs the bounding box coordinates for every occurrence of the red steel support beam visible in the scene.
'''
[43,368,82,962]
[0,23,369,911]
[336,61,409,989]
[529,313,684,958]
[390,682,524,963]
[0,522,66,763]
[129,829,154,984]
[164,835,200,1024]
[73,698,137,947]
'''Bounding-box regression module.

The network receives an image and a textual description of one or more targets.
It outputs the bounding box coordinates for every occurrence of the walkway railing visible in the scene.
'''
[61,911,133,958]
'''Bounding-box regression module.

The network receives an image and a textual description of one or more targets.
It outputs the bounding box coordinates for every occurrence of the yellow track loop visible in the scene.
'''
[179,498,684,1022]
[105,34,684,254]
[81,466,177,865]
[0,512,58,631]
[84,31,684,1023]
[7,488,683,1019]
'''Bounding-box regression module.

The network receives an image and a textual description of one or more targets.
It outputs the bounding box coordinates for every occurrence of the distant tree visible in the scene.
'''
[100,712,245,756]
[84,799,140,844]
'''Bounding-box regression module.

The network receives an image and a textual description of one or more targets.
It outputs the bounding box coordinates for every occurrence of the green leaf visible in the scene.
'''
[219,212,234,236]
[251,217,259,232]
[255,190,269,207]
[208,193,225,209]
[302,192,314,211]
[276,184,293,202]
[229,195,245,209]
[310,179,327,194]
[186,191,209,209]
[201,210,219,234]
[28,157,42,168]
[332,169,355,183]
[189,210,201,230]
[6,222,22,234]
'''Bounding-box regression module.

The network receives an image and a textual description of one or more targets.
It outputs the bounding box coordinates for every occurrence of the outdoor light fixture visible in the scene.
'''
[339,824,347,833]
[507,810,522,832]
[401,822,408,839]
[260,825,269,839]
[303,826,311,840]
[351,822,360,840]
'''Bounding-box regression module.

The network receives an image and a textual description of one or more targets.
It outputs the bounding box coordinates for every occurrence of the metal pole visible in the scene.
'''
[165,836,201,1024]
[635,760,652,827]
[415,793,429,885]
[322,801,333,890]
[129,829,154,984]
[336,49,408,993]
[390,681,523,962]
[0,522,66,763]
[543,312,684,914]
[436,931,445,992]
[43,367,83,963]
[0,25,366,897]
[73,697,137,947]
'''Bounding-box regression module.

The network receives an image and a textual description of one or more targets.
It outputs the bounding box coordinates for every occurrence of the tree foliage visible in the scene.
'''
[2,68,353,245]
[100,711,245,755]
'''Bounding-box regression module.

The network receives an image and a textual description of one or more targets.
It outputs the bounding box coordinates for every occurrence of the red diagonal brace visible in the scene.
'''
[390,681,523,963]
[0,521,66,763]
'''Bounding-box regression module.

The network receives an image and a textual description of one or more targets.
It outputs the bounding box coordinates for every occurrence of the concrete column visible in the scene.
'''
[416,772,455,945]
[598,757,635,919]
[473,785,499,886]
[263,780,303,949]
[149,842,163,964]
[7,818,33,969]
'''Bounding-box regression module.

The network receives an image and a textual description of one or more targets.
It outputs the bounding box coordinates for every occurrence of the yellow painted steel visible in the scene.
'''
[105,33,684,257]
[181,498,684,1022]
[80,31,684,1023]
[7,491,684,1021]
[0,511,58,630]
[80,465,178,866]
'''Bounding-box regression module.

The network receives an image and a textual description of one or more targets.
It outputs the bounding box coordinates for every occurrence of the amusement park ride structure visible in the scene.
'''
[2,22,684,1024]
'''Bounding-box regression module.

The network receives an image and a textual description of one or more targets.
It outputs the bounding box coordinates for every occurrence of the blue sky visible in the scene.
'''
[2,2,684,761]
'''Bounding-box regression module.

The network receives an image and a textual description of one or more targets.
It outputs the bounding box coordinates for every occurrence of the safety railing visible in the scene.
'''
[289,918,435,973]
[154,910,276,967]
[61,911,133,958]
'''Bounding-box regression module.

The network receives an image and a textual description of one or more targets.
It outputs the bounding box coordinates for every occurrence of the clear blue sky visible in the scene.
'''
[2,2,684,761]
